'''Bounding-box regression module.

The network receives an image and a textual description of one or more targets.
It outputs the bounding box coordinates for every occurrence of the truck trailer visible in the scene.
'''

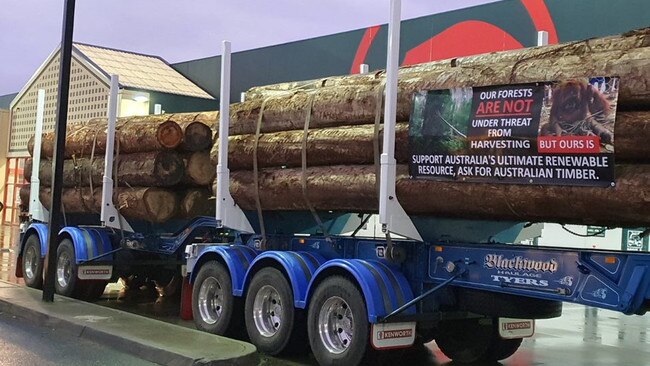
[14,7,650,366]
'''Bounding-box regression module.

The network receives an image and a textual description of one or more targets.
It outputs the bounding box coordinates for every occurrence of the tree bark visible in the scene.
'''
[28,120,183,158]
[179,188,214,218]
[211,123,409,170]
[244,28,650,100]
[210,111,650,169]
[218,47,650,135]
[227,164,650,228]
[615,111,650,163]
[24,151,184,188]
[182,151,216,186]
[229,84,407,135]
[35,186,178,223]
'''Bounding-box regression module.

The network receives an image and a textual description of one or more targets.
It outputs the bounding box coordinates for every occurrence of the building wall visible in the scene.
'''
[8,53,110,158]
[0,110,9,219]
[172,0,650,102]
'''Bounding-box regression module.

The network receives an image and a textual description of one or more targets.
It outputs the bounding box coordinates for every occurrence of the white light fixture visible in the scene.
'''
[133,94,149,102]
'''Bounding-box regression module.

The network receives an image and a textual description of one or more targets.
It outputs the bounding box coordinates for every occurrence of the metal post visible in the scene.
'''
[216,41,253,233]
[359,63,370,74]
[29,89,49,222]
[43,0,76,302]
[101,75,133,232]
[537,31,549,46]
[378,0,421,241]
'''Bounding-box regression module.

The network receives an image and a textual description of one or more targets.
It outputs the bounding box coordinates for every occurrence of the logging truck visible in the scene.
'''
[180,38,650,365]
[13,12,650,366]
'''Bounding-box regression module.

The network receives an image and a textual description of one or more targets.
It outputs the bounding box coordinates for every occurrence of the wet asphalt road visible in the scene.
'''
[3,223,650,365]
[0,309,156,366]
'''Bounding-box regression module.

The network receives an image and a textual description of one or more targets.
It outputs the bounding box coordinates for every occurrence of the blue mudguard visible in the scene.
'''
[58,227,114,263]
[190,245,258,296]
[20,223,49,258]
[307,259,416,323]
[244,251,326,307]
[429,244,650,315]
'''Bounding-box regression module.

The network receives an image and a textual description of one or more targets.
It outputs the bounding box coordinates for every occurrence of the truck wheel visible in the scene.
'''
[80,282,108,301]
[22,234,43,289]
[192,261,242,337]
[245,267,305,355]
[308,276,372,366]
[55,239,81,298]
[435,318,493,364]
[485,336,523,361]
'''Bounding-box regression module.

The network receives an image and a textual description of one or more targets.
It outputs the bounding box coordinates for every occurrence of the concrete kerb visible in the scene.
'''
[0,280,258,366]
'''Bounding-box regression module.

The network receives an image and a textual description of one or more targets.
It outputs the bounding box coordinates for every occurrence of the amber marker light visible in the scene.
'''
[434,246,443,252]
[604,256,617,264]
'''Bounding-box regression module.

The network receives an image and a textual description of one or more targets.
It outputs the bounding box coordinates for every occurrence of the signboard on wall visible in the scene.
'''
[409,77,619,187]
[621,229,649,251]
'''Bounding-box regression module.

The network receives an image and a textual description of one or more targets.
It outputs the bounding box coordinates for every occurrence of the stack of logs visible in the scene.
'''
[211,27,650,228]
[23,28,650,227]
[22,114,217,223]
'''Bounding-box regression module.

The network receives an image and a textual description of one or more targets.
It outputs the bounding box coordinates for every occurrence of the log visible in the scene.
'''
[179,188,214,218]
[35,186,178,223]
[24,151,184,188]
[179,121,213,151]
[226,47,650,135]
[28,119,183,158]
[229,84,407,135]
[18,184,30,212]
[211,123,409,170]
[615,111,650,163]
[211,111,650,169]
[244,28,650,100]
[227,164,650,228]
[183,151,216,186]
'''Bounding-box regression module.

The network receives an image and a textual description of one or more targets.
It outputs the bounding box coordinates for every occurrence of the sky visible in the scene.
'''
[0,0,499,96]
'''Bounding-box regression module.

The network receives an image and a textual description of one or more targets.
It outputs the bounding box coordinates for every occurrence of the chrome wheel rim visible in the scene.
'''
[318,296,354,354]
[198,276,224,324]
[24,246,37,280]
[253,285,283,337]
[56,251,72,289]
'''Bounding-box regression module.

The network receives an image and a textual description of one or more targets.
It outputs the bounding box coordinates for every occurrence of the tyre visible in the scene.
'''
[485,336,523,361]
[307,276,372,366]
[22,234,44,289]
[435,318,494,364]
[456,288,562,319]
[244,267,305,355]
[55,239,81,298]
[80,281,108,302]
[192,261,243,337]
[435,316,524,363]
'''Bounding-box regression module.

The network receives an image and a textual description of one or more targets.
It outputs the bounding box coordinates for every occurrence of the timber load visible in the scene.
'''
[26,28,650,227]
[25,114,216,223]
[209,27,650,228]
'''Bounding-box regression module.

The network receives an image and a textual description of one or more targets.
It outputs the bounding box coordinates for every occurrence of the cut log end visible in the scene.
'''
[157,120,184,149]
[179,121,213,151]
[141,188,178,223]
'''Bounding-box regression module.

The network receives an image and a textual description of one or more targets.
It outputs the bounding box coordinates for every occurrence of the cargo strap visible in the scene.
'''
[253,98,269,246]
[301,93,329,237]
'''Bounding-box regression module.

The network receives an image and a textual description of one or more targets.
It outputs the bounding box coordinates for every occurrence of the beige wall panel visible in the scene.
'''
[8,53,110,157]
